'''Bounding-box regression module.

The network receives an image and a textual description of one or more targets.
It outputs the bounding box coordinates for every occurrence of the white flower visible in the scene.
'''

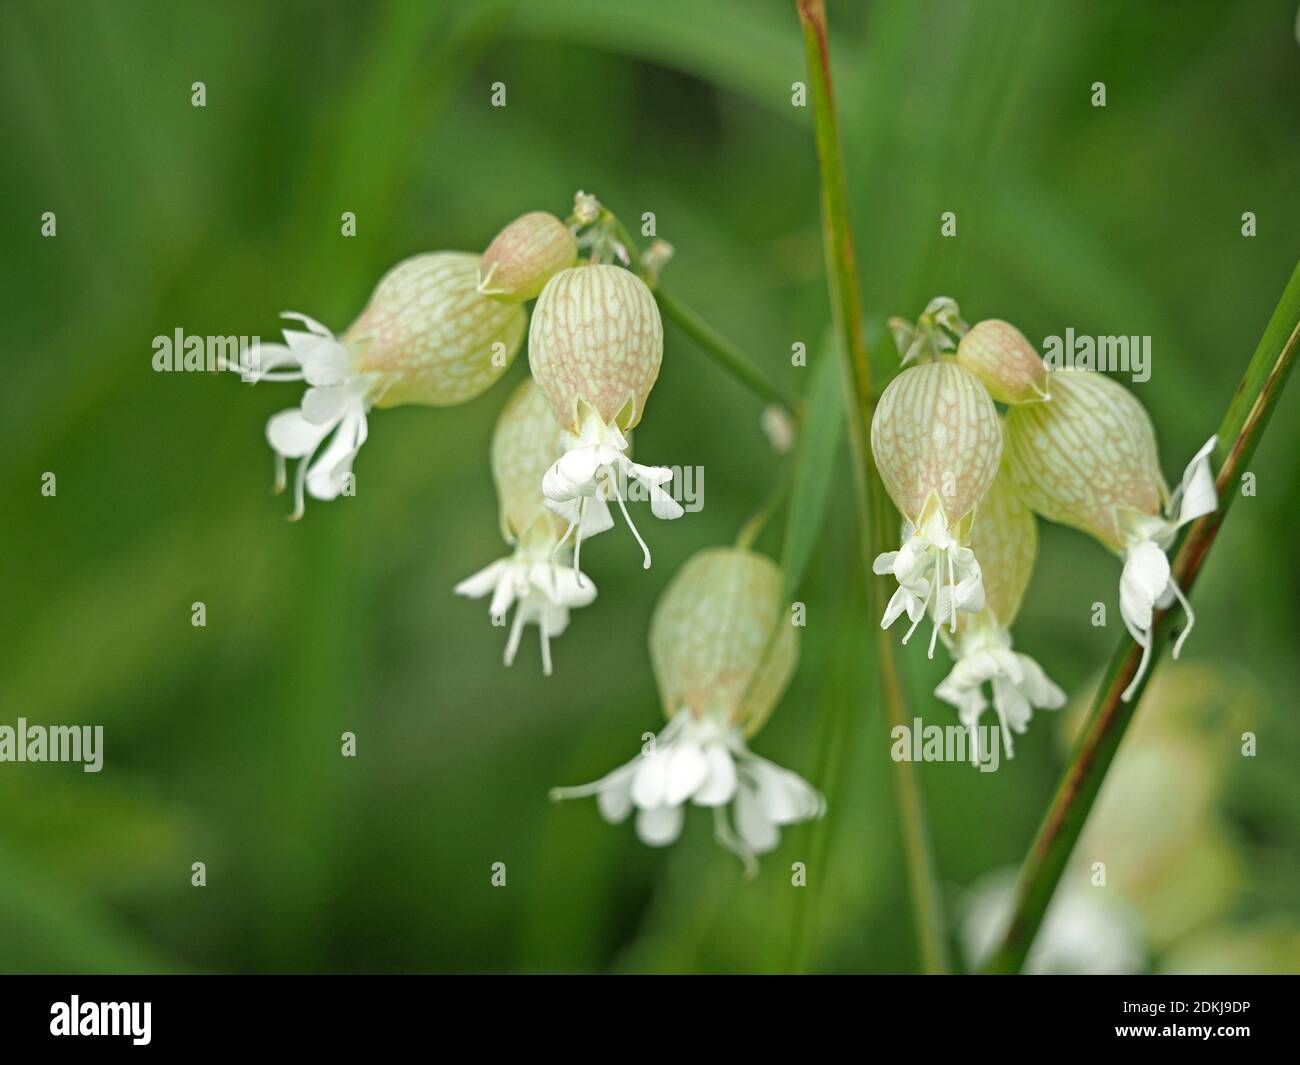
[455,540,596,677]
[873,512,986,658]
[550,714,824,875]
[935,624,1065,763]
[234,312,376,521]
[543,407,684,571]
[1116,436,1218,701]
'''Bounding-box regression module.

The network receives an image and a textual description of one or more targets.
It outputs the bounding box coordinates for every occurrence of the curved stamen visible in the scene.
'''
[614,489,653,569]
[1167,576,1196,659]
[504,605,527,667]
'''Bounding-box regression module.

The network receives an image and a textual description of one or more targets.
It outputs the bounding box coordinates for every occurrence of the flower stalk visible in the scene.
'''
[984,257,1300,974]
[796,0,950,974]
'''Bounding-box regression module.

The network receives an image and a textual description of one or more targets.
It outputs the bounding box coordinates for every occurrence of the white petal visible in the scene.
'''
[664,742,709,805]
[595,766,635,824]
[752,759,824,824]
[635,803,685,847]
[266,407,332,458]
[301,385,350,426]
[577,497,615,538]
[692,744,737,806]
[872,550,899,576]
[630,749,671,809]
[1119,541,1170,639]
[733,782,780,854]
[453,558,510,599]
[1017,653,1067,709]
[1172,435,1218,528]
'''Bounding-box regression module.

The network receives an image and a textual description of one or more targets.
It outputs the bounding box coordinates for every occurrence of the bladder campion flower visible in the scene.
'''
[528,263,684,572]
[956,319,1052,405]
[1003,369,1217,700]
[241,252,525,519]
[455,378,596,675]
[551,547,822,874]
[870,359,1002,656]
[934,457,1065,762]
[477,211,578,303]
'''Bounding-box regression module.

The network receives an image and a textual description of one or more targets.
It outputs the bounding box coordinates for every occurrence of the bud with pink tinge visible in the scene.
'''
[477,211,578,304]
[956,319,1051,405]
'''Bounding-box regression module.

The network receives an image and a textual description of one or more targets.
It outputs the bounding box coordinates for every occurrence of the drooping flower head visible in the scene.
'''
[455,378,596,675]
[241,252,525,518]
[551,547,823,873]
[933,455,1065,762]
[529,263,685,572]
[477,211,578,304]
[870,359,1002,655]
[1003,369,1217,700]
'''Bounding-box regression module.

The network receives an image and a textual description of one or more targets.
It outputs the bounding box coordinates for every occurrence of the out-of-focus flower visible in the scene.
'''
[551,547,822,873]
[1004,370,1217,698]
[529,263,684,571]
[240,253,525,518]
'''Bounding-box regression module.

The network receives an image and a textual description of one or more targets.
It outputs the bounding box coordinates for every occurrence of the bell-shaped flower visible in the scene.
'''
[870,358,1002,654]
[455,378,597,675]
[1005,370,1217,700]
[236,252,525,519]
[933,456,1065,760]
[529,263,684,571]
[477,211,578,303]
[551,548,822,874]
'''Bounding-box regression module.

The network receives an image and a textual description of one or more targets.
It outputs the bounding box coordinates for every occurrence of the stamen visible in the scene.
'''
[947,549,957,633]
[1121,630,1154,703]
[927,552,943,659]
[1168,577,1196,659]
[504,606,526,667]
[539,623,553,677]
[289,458,308,522]
[614,489,653,570]
[711,805,759,880]
[272,454,287,495]
[573,497,587,583]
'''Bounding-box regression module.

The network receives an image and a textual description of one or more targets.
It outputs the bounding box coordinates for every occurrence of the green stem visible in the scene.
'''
[796,0,949,974]
[984,258,1300,974]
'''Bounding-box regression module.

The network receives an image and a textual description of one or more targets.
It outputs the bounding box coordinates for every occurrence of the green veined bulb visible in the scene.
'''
[551,546,822,873]
[345,252,525,409]
[1003,368,1162,553]
[477,211,578,304]
[956,319,1051,405]
[965,457,1037,630]
[1004,369,1218,702]
[871,360,1002,530]
[649,548,797,737]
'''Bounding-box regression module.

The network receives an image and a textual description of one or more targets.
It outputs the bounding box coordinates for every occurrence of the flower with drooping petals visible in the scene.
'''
[239,252,525,518]
[1004,369,1217,700]
[455,378,596,675]
[870,358,1002,655]
[529,263,684,571]
[551,547,822,873]
[934,457,1066,762]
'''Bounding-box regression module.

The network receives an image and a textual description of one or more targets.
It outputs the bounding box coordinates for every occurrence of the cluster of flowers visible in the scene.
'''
[873,298,1218,762]
[230,194,823,869]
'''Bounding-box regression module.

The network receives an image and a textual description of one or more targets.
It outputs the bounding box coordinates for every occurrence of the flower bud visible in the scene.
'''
[1003,369,1161,553]
[871,360,1002,530]
[344,252,525,409]
[477,211,578,304]
[490,377,567,544]
[528,264,663,433]
[956,319,1051,405]
[649,548,797,737]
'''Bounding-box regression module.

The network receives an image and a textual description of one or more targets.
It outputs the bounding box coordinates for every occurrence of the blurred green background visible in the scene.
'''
[1,0,1298,973]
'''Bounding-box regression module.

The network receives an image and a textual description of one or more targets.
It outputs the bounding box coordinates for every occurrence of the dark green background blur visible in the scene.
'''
[2,0,1297,973]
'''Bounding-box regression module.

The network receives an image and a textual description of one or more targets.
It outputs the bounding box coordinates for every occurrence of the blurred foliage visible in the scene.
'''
[0,0,1297,973]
